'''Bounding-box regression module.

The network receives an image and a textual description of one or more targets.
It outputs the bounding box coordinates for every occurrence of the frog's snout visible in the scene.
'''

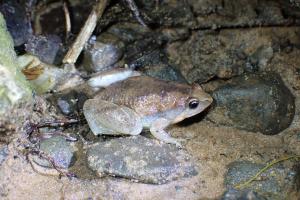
[200,93,214,105]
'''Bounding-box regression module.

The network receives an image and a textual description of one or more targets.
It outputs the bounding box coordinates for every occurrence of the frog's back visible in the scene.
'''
[95,76,192,116]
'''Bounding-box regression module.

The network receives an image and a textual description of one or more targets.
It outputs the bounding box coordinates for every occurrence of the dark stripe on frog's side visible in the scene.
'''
[95,76,193,116]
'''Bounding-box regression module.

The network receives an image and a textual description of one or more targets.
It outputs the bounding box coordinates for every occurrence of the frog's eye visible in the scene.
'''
[188,98,199,109]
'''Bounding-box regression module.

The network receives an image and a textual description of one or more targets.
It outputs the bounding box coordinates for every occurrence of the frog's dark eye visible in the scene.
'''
[188,99,199,109]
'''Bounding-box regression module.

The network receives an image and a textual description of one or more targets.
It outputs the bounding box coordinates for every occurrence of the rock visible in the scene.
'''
[209,73,295,135]
[32,136,77,169]
[122,34,187,82]
[87,136,198,184]
[107,23,149,44]
[167,27,300,84]
[0,145,8,166]
[167,30,246,83]
[221,189,266,200]
[25,34,63,65]
[83,34,124,72]
[124,35,163,69]
[0,0,32,46]
[97,1,196,29]
[48,90,88,116]
[139,64,187,83]
[224,160,300,199]
[187,0,298,29]
[0,12,32,114]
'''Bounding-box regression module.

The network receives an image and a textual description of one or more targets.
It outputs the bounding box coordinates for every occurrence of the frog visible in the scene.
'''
[83,69,213,147]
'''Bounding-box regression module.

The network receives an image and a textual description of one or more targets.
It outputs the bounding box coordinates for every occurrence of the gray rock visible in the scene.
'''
[83,34,124,72]
[0,0,32,46]
[122,34,186,83]
[48,90,88,116]
[140,64,187,83]
[209,73,295,135]
[221,189,266,200]
[187,0,298,29]
[0,145,8,166]
[32,136,77,169]
[87,136,198,184]
[167,30,246,84]
[25,34,63,65]
[224,160,300,199]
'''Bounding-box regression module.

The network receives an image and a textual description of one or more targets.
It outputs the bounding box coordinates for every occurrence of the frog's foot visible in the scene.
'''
[150,118,184,148]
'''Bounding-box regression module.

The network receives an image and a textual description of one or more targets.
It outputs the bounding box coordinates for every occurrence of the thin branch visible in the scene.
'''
[62,0,109,65]
[63,0,71,39]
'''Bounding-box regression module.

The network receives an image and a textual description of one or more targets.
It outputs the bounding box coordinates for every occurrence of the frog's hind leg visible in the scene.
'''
[83,99,143,136]
[150,118,184,148]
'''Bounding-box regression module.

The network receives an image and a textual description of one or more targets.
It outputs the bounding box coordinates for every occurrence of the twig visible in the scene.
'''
[125,0,148,27]
[63,0,71,39]
[62,0,109,65]
[234,155,300,189]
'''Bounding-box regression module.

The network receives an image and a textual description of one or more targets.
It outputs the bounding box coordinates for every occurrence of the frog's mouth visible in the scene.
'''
[173,100,212,123]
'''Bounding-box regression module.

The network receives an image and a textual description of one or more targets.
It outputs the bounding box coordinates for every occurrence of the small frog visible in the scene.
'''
[83,70,213,147]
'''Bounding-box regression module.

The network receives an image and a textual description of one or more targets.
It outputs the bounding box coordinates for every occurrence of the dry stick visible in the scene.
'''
[63,1,71,39]
[62,0,108,65]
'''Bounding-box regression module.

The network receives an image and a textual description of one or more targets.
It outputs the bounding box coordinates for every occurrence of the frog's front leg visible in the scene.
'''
[83,99,143,136]
[150,118,183,148]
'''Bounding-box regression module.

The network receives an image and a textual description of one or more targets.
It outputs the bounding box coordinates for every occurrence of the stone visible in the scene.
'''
[0,0,32,46]
[224,160,300,199]
[32,136,77,169]
[209,73,295,135]
[0,145,8,166]
[83,34,124,72]
[48,90,88,116]
[167,27,300,84]
[25,34,63,65]
[221,189,266,200]
[87,136,198,184]
[139,64,187,83]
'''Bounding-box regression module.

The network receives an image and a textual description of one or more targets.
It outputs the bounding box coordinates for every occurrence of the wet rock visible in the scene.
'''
[87,136,198,184]
[187,0,299,29]
[0,13,32,113]
[25,35,63,65]
[224,160,300,199]
[167,30,246,83]
[32,136,77,169]
[83,34,124,72]
[98,1,196,29]
[139,64,187,83]
[160,28,190,43]
[248,46,274,71]
[107,23,149,44]
[0,0,32,46]
[221,189,266,200]
[124,35,162,69]
[0,145,8,166]
[167,27,300,84]
[209,73,295,135]
[123,34,187,82]
[139,0,196,27]
[48,90,89,116]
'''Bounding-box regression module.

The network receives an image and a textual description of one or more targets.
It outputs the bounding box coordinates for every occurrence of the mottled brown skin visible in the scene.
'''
[95,76,193,116]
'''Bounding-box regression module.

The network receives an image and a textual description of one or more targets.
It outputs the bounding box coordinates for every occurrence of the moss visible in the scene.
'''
[0,12,32,112]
